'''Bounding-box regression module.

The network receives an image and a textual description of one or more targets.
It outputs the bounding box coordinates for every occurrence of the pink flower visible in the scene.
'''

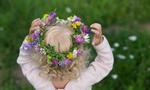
[75,35,85,44]
[51,59,59,65]
[81,25,90,34]
[77,49,82,56]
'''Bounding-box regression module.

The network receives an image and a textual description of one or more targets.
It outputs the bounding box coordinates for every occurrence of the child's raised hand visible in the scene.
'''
[90,23,103,46]
[29,18,43,34]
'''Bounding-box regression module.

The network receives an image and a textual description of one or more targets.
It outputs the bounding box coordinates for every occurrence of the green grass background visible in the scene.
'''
[0,0,150,90]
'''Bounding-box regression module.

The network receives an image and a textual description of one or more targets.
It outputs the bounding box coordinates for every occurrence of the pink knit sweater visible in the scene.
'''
[17,36,114,90]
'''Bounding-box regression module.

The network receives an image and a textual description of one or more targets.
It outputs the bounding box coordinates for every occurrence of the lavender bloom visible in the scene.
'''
[31,31,40,39]
[59,61,65,67]
[77,49,82,56]
[81,25,90,34]
[73,17,81,22]
[75,35,85,44]
[64,59,72,65]
[51,59,59,65]
[22,43,32,50]
[48,12,56,21]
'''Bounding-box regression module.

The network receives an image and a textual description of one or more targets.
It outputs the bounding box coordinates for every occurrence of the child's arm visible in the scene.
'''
[67,23,114,88]
[17,19,55,90]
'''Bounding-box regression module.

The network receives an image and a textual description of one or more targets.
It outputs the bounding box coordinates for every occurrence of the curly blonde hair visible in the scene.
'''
[32,23,90,81]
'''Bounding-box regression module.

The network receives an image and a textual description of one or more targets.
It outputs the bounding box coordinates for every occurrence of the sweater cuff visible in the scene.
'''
[93,35,109,51]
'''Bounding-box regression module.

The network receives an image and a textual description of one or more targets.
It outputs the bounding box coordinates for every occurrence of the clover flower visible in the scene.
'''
[75,35,85,44]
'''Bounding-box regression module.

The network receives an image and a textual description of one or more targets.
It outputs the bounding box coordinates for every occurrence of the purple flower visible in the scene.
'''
[48,12,56,21]
[51,59,59,65]
[74,17,81,22]
[31,31,40,39]
[81,25,90,34]
[77,49,82,56]
[64,59,72,65]
[59,59,72,67]
[59,61,65,67]
[75,35,85,44]
[22,43,32,50]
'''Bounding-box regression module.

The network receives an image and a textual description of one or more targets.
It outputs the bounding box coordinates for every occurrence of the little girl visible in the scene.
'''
[17,12,114,90]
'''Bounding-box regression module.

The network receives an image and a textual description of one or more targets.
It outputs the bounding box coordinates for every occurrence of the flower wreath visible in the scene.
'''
[22,12,91,68]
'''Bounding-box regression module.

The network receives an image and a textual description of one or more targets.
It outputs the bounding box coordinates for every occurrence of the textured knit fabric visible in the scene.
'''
[17,35,114,90]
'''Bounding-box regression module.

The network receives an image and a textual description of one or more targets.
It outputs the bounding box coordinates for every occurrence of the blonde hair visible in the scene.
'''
[33,23,90,81]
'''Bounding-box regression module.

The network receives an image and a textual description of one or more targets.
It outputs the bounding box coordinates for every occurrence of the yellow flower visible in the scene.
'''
[42,14,49,20]
[75,21,81,26]
[72,23,77,29]
[25,36,33,42]
[67,52,73,59]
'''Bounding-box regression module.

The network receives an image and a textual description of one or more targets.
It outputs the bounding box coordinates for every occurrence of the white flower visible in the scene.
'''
[65,7,72,13]
[83,34,90,43]
[117,54,126,60]
[128,35,137,42]
[73,49,78,58]
[129,54,134,59]
[123,46,128,50]
[114,42,120,47]
[111,74,118,80]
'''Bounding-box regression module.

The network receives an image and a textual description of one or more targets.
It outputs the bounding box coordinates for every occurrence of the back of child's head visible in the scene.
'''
[39,23,89,81]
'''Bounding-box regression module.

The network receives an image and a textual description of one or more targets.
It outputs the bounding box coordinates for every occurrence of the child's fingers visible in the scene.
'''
[90,23,102,30]
[29,26,40,34]
[32,18,40,23]
[32,18,42,27]
[91,29,100,35]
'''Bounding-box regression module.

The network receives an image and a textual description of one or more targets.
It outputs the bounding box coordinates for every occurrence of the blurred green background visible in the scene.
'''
[0,0,150,90]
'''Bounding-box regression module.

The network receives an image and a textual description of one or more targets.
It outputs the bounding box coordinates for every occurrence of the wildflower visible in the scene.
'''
[72,23,77,28]
[81,25,90,34]
[75,35,85,44]
[111,74,118,80]
[67,52,73,59]
[48,12,56,21]
[42,14,49,20]
[65,7,72,13]
[51,59,59,65]
[72,16,81,22]
[77,49,82,56]
[31,31,40,39]
[83,34,90,43]
[73,49,78,58]
[114,42,120,47]
[75,21,81,26]
[129,54,134,59]
[25,36,33,42]
[22,43,32,50]
[128,35,137,42]
[117,54,126,60]
[64,58,72,65]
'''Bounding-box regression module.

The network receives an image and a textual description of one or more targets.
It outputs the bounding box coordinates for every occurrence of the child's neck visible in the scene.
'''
[52,79,70,89]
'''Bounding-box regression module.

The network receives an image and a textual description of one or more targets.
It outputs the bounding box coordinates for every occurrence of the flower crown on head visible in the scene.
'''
[22,11,91,68]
